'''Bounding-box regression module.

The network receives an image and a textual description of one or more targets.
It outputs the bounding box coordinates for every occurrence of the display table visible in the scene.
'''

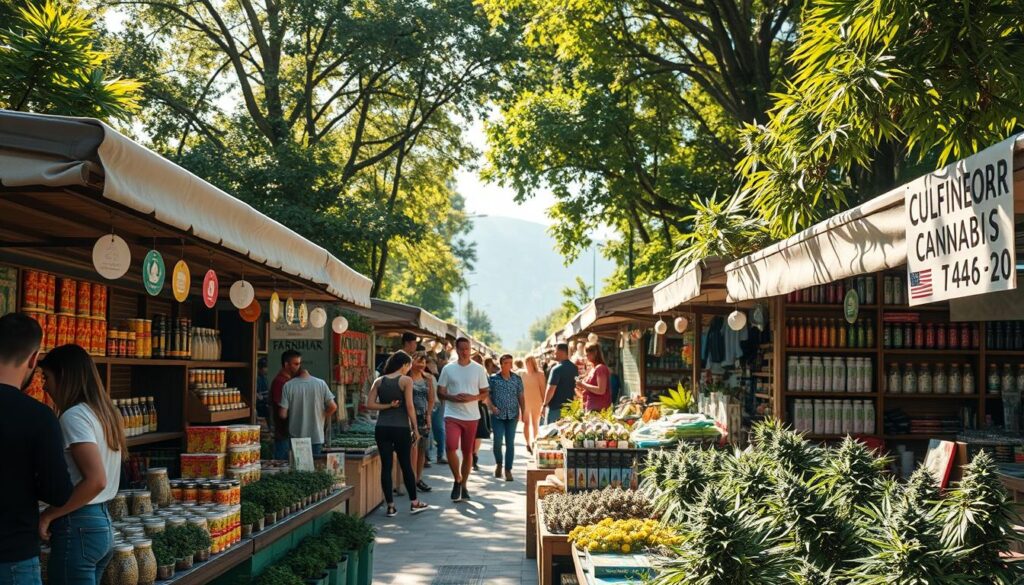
[345,451,384,517]
[163,487,354,585]
[526,462,554,558]
[536,505,572,585]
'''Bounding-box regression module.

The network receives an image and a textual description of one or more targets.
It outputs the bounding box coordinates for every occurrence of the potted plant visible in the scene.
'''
[257,566,304,585]
[315,536,347,585]
[152,535,176,581]
[183,524,212,562]
[164,526,194,571]
[241,501,264,537]
[287,549,327,585]
[301,540,334,585]
[325,514,360,584]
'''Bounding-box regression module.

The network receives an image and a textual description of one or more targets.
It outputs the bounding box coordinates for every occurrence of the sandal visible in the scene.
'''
[386,504,397,517]
[410,501,430,515]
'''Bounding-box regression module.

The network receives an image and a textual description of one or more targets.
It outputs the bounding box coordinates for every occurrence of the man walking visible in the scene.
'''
[271,350,302,460]
[437,337,489,502]
[0,313,73,584]
[401,331,419,354]
[542,343,578,424]
[279,368,338,456]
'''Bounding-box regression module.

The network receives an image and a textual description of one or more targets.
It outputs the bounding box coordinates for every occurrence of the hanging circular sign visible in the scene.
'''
[239,299,262,323]
[142,250,165,296]
[172,260,191,302]
[269,292,281,323]
[202,270,219,309]
[298,301,309,328]
[309,307,327,329]
[285,297,296,324]
[844,289,860,324]
[331,316,349,334]
[92,234,131,280]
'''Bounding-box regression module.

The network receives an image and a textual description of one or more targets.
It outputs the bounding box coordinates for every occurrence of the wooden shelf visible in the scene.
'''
[126,431,184,448]
[787,304,878,310]
[885,433,958,440]
[189,407,251,424]
[786,392,878,398]
[985,350,1024,356]
[883,393,979,400]
[101,357,250,368]
[880,305,950,312]
[787,347,878,354]
[881,349,979,356]
[752,372,772,378]
[755,393,772,400]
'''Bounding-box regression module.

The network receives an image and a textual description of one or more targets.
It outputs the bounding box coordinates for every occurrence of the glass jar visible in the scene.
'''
[108,492,129,522]
[988,364,1001,395]
[963,365,975,395]
[109,544,138,585]
[170,481,183,503]
[145,468,172,508]
[143,519,165,537]
[131,491,153,517]
[887,363,901,394]
[903,363,917,394]
[182,483,198,503]
[933,365,947,395]
[167,516,186,529]
[198,482,214,505]
[918,364,932,394]
[948,364,961,395]
[132,539,157,585]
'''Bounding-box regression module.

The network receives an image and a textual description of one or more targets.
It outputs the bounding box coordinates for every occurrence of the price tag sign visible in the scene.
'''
[92,235,131,280]
[202,269,218,308]
[172,260,190,302]
[905,136,1018,306]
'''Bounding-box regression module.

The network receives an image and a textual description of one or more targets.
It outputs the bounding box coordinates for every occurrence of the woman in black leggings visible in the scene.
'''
[367,351,430,517]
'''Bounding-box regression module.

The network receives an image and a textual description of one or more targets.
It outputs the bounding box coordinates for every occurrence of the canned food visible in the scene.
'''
[24,270,39,310]
[77,281,91,317]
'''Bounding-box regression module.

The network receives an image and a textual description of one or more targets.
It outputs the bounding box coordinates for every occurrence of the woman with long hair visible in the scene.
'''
[521,356,547,452]
[366,350,430,517]
[408,352,436,493]
[38,344,126,585]
[575,342,612,412]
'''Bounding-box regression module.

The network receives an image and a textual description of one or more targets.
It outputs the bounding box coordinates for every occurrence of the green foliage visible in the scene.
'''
[671,192,771,270]
[463,300,500,348]
[159,526,197,559]
[151,536,175,566]
[241,501,264,526]
[739,0,1024,239]
[0,0,141,119]
[182,524,211,553]
[256,566,304,585]
[324,512,375,550]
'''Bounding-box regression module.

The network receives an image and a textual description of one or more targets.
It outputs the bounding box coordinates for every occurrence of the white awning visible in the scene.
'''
[0,111,372,307]
[653,257,727,313]
[357,299,450,338]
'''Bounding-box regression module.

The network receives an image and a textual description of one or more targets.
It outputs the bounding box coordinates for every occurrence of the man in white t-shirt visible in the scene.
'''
[437,337,489,502]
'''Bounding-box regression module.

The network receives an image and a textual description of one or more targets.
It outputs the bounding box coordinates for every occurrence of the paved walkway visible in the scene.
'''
[369,426,536,585]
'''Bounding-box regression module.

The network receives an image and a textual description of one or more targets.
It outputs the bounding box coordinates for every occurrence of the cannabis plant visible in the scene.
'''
[542,487,653,534]
[751,419,824,477]
[813,438,889,519]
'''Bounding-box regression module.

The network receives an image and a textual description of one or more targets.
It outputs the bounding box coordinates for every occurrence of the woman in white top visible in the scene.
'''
[38,344,126,585]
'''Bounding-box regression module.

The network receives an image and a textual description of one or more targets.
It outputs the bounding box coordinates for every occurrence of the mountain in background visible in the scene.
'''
[454,216,615,350]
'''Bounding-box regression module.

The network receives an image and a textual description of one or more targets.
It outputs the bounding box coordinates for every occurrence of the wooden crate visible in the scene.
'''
[536,505,573,585]
[526,463,555,558]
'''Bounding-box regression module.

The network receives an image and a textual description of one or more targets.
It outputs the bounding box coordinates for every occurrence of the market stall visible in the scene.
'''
[0,110,375,583]
[722,135,1024,472]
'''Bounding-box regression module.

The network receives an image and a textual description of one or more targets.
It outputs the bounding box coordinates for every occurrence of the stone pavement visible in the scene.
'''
[368,426,536,585]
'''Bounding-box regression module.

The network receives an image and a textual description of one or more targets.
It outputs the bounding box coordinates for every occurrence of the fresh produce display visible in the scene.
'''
[542,487,654,534]
[657,384,693,412]
[561,418,632,448]
[568,518,681,554]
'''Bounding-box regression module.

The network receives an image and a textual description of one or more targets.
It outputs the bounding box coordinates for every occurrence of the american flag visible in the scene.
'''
[910,269,933,299]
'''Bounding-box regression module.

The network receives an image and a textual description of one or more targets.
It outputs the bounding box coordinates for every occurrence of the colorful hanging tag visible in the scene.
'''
[93,234,131,280]
[203,269,219,308]
[172,260,190,302]
[142,250,165,296]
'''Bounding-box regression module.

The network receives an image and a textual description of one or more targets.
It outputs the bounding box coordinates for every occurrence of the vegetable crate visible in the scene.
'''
[563,448,649,493]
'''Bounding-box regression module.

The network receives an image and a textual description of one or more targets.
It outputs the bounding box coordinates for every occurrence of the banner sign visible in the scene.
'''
[905,136,1018,306]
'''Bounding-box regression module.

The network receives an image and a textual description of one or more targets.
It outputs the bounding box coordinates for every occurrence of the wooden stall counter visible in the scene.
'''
[536,504,572,585]
[526,461,556,558]
[345,450,384,518]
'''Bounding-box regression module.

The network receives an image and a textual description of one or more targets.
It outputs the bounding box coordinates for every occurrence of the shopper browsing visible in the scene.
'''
[278,368,338,456]
[426,356,446,465]
[575,342,611,412]
[486,354,525,481]
[409,352,436,492]
[39,344,127,585]
[271,350,302,459]
[366,351,429,517]
[437,338,490,502]
[0,314,72,585]
[542,343,578,424]
[521,356,546,453]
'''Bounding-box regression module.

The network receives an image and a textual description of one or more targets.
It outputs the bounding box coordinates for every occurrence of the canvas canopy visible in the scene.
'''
[560,284,657,340]
[356,299,450,338]
[0,110,372,307]
[653,257,728,313]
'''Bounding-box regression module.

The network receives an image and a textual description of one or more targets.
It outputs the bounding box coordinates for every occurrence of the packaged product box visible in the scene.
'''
[186,425,229,454]
[598,451,610,489]
[180,453,226,479]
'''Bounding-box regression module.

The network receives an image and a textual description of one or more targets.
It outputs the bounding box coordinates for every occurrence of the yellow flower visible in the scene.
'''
[621,543,631,553]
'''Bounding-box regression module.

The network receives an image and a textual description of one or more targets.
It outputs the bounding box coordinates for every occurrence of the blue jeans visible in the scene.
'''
[492,417,518,471]
[0,557,41,585]
[49,504,113,585]
[430,404,446,460]
[274,438,290,460]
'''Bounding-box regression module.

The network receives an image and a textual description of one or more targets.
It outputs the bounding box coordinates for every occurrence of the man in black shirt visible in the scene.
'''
[541,343,579,424]
[0,313,72,583]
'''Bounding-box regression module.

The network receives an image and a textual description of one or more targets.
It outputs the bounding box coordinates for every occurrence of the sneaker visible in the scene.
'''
[410,501,430,515]
[472,455,480,471]
[494,464,502,478]
[460,483,471,501]
[505,470,513,482]
[424,460,432,468]
[385,505,397,518]
[416,480,432,493]
[450,483,462,502]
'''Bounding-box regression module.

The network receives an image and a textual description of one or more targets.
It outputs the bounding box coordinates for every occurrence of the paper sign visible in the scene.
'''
[290,438,315,471]
[92,234,131,280]
[905,136,1018,306]
[323,453,346,487]
[142,250,165,296]
[172,260,190,302]
[202,269,218,308]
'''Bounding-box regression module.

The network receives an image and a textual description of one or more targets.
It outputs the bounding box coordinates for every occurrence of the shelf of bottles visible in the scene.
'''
[781,270,1024,441]
[644,334,693,391]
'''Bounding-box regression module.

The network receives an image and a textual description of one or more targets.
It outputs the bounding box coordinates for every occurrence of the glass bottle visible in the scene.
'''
[918,363,932,394]
[988,364,1001,395]
[148,397,158,432]
[903,363,917,394]
[963,364,975,395]
[887,363,901,394]
[948,364,961,395]
[933,364,947,394]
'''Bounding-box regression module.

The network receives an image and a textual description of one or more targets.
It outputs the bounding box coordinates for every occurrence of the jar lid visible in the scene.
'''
[134,490,152,497]
[130,539,152,547]
[146,467,168,474]
[115,544,135,553]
